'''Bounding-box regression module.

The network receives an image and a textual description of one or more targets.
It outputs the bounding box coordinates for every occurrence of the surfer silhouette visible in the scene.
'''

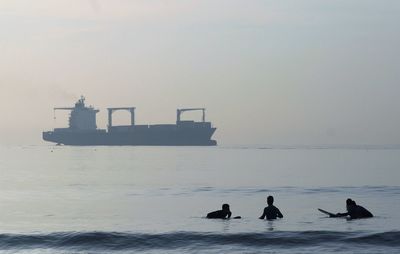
[207,204,232,219]
[334,199,373,219]
[259,196,283,220]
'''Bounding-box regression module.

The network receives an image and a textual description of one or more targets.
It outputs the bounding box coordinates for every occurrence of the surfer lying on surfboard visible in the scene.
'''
[206,204,242,219]
[319,198,373,219]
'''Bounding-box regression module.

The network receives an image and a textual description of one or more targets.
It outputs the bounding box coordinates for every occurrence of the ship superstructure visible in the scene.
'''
[43,97,217,146]
[53,96,99,131]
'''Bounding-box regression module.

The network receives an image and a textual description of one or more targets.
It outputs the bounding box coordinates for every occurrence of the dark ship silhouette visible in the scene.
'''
[43,97,217,146]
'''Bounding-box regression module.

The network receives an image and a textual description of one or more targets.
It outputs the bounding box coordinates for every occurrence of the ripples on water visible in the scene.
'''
[0,231,399,253]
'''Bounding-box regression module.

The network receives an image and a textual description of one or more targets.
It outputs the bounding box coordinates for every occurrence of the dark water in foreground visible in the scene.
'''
[0,145,399,253]
[0,231,399,253]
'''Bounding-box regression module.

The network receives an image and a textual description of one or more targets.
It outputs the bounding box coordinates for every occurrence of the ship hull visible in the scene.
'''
[43,127,217,146]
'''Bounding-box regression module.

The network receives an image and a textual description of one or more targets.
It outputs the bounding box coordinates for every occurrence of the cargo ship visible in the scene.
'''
[42,97,217,146]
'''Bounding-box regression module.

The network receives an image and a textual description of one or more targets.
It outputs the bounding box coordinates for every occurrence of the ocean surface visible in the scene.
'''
[0,145,400,253]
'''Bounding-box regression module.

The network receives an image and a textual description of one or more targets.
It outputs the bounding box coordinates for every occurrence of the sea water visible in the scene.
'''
[0,145,399,253]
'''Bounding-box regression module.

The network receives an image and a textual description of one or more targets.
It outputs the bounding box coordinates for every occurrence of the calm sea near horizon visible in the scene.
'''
[0,145,399,253]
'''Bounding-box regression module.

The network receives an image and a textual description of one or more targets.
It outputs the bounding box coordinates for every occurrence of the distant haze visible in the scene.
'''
[1,0,399,145]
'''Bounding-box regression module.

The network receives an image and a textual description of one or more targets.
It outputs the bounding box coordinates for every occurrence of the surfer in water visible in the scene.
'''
[335,199,373,219]
[207,204,232,219]
[259,196,283,220]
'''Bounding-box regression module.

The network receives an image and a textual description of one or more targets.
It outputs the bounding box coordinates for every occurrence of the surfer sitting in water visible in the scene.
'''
[334,199,373,219]
[207,204,232,219]
[259,196,283,220]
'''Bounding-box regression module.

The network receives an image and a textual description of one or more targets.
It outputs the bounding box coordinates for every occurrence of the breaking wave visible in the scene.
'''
[0,231,398,251]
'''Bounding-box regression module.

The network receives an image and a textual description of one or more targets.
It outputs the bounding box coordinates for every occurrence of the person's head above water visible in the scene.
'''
[267,196,274,206]
[222,204,230,211]
[346,198,357,211]
[346,199,357,206]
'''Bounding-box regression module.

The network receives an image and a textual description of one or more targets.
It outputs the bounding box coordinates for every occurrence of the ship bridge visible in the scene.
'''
[54,96,99,131]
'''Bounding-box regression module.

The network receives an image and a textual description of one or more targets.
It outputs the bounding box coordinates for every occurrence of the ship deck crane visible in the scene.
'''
[177,108,206,123]
[107,107,136,129]
[53,107,74,119]
[53,96,90,118]
[54,107,74,110]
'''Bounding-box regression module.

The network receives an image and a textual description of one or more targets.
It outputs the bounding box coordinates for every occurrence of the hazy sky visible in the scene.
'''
[1,0,399,145]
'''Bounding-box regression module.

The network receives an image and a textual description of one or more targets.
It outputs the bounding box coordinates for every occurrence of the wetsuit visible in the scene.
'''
[337,205,373,219]
[259,205,283,220]
[207,210,232,219]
